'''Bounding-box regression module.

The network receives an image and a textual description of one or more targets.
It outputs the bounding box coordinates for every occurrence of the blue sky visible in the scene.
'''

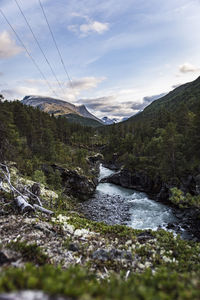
[0,0,200,119]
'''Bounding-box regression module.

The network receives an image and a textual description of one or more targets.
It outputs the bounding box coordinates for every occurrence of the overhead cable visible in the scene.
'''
[14,0,66,98]
[0,8,59,98]
[38,0,74,91]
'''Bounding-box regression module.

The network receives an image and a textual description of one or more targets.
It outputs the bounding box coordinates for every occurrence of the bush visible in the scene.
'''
[32,170,46,185]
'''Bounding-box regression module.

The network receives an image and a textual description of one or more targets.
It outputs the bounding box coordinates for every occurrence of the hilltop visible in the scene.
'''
[22,95,103,127]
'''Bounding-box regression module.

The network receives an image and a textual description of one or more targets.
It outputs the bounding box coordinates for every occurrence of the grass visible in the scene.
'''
[0,264,199,300]
[7,241,49,265]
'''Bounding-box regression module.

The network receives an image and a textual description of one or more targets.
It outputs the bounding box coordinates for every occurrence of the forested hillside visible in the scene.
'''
[0,99,95,177]
[1,79,200,299]
[101,76,200,182]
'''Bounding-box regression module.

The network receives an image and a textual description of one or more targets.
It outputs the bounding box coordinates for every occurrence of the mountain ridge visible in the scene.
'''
[128,75,200,122]
[22,95,103,126]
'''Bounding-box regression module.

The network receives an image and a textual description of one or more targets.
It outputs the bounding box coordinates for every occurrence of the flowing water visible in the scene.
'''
[81,164,191,237]
[97,165,177,231]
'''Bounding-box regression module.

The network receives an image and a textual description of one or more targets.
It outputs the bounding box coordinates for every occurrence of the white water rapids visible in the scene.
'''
[97,164,177,231]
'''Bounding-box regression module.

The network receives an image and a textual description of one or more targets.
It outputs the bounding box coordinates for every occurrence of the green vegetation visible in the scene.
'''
[7,241,49,265]
[170,187,200,209]
[0,100,96,182]
[1,77,200,299]
[32,170,47,185]
[1,216,200,299]
[0,264,199,299]
[99,76,200,206]
[66,113,103,127]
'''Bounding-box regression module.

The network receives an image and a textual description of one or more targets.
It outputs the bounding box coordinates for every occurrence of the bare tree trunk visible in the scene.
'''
[0,163,53,215]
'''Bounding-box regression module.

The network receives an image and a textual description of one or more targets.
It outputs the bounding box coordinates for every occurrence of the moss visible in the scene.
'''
[66,212,141,240]
[153,230,200,272]
[170,187,200,209]
[0,264,199,299]
[7,241,49,265]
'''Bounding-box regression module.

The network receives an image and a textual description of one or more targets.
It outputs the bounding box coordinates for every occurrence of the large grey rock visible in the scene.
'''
[43,164,97,200]
[0,291,68,300]
[0,251,9,265]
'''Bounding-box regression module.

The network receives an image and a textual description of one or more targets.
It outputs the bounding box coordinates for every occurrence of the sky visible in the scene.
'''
[0,0,200,120]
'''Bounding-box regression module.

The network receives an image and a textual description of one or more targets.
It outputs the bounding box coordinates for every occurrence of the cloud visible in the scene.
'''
[0,31,23,59]
[179,63,200,73]
[172,83,182,89]
[0,72,4,76]
[1,86,40,99]
[1,75,106,102]
[80,21,109,35]
[79,92,168,119]
[78,96,136,117]
[68,19,109,37]
[70,77,106,91]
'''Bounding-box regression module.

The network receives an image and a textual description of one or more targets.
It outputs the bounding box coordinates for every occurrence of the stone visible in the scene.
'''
[92,249,110,261]
[68,243,79,252]
[63,224,75,235]
[74,228,90,237]
[48,164,97,200]
[0,251,9,265]
[137,231,154,243]
[31,183,41,196]
[0,291,68,300]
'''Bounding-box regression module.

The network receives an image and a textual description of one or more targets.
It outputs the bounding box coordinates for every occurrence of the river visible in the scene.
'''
[80,164,192,238]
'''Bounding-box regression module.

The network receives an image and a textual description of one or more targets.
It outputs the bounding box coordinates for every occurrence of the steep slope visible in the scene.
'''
[129,75,200,122]
[99,75,200,208]
[22,95,103,126]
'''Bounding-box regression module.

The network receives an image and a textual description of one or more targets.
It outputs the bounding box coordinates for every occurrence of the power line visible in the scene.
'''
[0,8,59,98]
[38,0,74,91]
[14,0,66,98]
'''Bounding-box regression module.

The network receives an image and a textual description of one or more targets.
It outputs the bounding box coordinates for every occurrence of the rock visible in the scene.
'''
[92,248,132,262]
[68,243,79,252]
[92,249,110,261]
[34,222,53,234]
[88,153,103,164]
[0,251,10,265]
[194,174,200,194]
[0,291,68,300]
[74,228,90,238]
[166,223,177,230]
[63,224,75,235]
[137,231,154,243]
[31,183,41,196]
[101,169,162,197]
[48,164,97,200]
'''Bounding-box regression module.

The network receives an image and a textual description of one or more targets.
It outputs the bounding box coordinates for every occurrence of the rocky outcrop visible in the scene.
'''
[101,169,200,202]
[50,164,97,200]
[101,169,163,199]
[87,153,103,178]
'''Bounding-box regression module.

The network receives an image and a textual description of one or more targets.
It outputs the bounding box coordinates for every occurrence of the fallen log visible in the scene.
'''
[14,196,35,213]
[0,163,54,215]
[33,204,54,215]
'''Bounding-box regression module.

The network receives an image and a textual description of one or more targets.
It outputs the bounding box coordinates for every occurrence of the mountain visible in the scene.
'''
[128,76,200,122]
[21,95,103,126]
[101,116,119,125]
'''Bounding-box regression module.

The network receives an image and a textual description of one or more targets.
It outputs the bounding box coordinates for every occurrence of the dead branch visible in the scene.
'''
[0,163,53,215]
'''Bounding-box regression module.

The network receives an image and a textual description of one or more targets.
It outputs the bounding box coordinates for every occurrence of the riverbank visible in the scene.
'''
[79,164,200,241]
[0,164,200,299]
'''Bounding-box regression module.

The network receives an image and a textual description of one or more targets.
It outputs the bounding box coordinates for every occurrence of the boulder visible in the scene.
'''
[101,169,162,197]
[50,164,96,200]
[0,291,67,300]
[31,183,41,196]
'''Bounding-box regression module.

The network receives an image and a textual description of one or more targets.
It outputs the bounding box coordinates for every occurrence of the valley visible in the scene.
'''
[0,76,200,299]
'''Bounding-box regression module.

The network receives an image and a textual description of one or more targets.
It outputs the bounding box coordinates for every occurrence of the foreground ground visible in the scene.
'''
[0,208,200,300]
